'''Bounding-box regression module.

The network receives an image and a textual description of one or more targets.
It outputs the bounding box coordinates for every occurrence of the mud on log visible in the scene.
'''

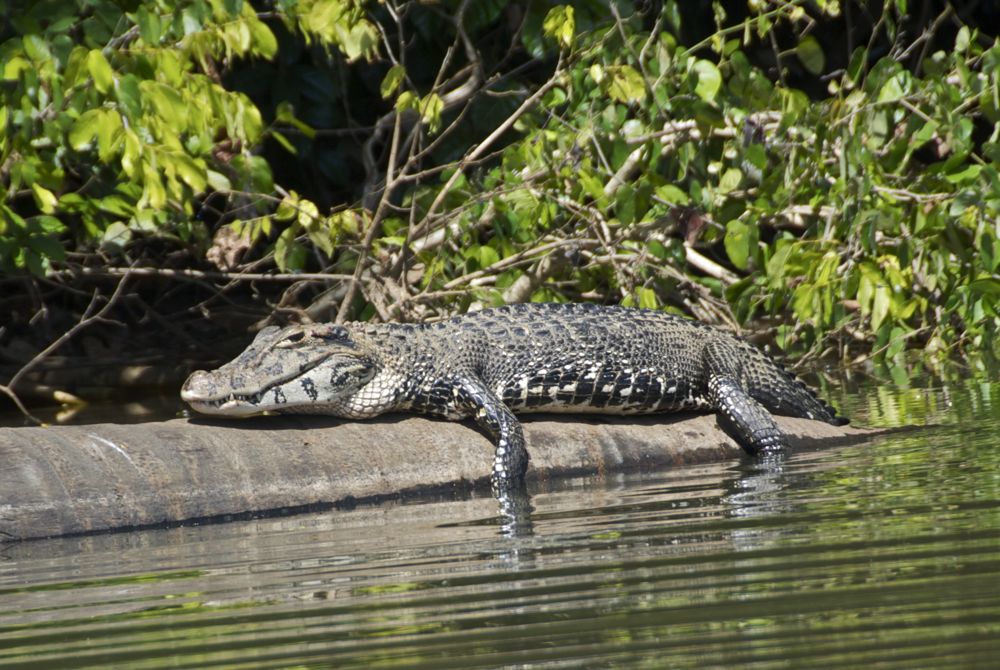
[0,415,883,541]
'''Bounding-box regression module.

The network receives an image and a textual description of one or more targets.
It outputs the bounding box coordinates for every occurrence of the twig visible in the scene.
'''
[415,55,564,240]
[684,244,739,285]
[0,385,43,425]
[51,266,357,283]
[2,274,132,424]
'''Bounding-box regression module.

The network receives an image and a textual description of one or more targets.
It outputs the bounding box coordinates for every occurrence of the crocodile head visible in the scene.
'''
[181,323,375,416]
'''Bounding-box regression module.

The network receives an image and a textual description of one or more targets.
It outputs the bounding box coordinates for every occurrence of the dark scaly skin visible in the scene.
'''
[182,303,847,494]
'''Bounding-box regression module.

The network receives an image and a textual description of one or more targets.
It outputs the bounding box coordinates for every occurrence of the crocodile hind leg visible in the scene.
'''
[451,377,530,492]
[701,339,789,454]
[707,374,787,454]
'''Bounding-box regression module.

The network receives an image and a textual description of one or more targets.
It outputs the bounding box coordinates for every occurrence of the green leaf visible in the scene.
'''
[87,49,114,93]
[766,242,793,287]
[724,219,756,270]
[248,17,278,58]
[637,287,658,309]
[271,129,297,154]
[912,119,939,146]
[143,82,186,122]
[380,64,406,99]
[656,184,689,205]
[116,74,142,118]
[206,170,232,192]
[718,167,742,194]
[945,164,981,184]
[22,35,52,62]
[846,47,867,84]
[607,65,646,104]
[101,222,132,251]
[35,215,66,234]
[296,197,320,230]
[274,226,306,271]
[969,277,1000,296]
[335,20,378,62]
[308,220,335,256]
[121,129,142,177]
[872,284,891,330]
[886,326,907,358]
[542,5,575,50]
[31,184,58,214]
[419,92,444,132]
[796,36,825,75]
[136,6,162,45]
[955,25,970,52]
[96,110,123,162]
[615,183,637,224]
[877,71,909,103]
[172,153,207,192]
[98,194,135,217]
[69,109,102,150]
[3,55,31,81]
[692,59,721,101]
[27,232,65,262]
[274,102,316,139]
[275,195,298,221]
[140,159,168,209]
[395,90,418,113]
[588,64,604,85]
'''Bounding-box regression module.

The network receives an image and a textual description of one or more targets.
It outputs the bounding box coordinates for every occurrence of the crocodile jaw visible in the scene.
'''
[181,354,377,417]
[181,371,270,416]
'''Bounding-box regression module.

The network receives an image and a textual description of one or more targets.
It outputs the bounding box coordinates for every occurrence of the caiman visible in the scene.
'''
[181,303,846,493]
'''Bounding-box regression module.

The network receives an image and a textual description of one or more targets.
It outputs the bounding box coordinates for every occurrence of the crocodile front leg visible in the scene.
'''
[451,376,529,492]
[707,374,787,454]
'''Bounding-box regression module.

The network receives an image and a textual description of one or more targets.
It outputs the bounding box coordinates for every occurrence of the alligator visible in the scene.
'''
[181,303,846,493]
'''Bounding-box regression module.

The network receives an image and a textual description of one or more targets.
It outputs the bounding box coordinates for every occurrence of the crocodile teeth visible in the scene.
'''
[203,390,265,407]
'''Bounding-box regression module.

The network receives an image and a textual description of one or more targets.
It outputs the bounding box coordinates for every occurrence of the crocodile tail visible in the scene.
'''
[735,339,849,426]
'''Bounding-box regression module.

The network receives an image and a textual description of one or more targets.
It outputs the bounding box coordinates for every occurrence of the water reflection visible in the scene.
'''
[2,382,1000,669]
[723,452,789,518]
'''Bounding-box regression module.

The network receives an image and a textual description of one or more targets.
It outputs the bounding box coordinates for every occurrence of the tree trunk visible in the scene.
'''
[0,414,885,541]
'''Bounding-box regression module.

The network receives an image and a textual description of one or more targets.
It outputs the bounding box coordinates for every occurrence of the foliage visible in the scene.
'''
[0,0,373,274]
[2,0,1000,376]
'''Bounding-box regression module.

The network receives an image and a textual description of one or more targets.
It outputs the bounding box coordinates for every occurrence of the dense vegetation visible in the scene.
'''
[2,0,999,413]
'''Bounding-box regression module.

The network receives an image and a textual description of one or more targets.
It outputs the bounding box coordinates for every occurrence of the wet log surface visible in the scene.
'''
[0,414,891,541]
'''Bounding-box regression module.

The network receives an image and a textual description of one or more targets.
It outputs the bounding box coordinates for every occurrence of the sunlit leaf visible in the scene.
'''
[380,65,406,99]
[542,5,575,50]
[31,184,58,214]
[872,285,891,330]
[249,17,278,58]
[718,167,742,193]
[87,49,114,93]
[608,65,646,104]
[68,109,102,151]
[692,59,721,101]
[419,92,444,132]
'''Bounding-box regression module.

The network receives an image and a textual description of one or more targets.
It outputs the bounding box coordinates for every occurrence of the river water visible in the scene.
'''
[1,379,999,669]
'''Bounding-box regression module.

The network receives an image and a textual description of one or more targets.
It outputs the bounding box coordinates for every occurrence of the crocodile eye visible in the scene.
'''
[274,329,309,348]
[316,324,356,347]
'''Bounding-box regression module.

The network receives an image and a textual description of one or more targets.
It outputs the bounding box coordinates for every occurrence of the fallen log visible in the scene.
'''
[0,414,886,541]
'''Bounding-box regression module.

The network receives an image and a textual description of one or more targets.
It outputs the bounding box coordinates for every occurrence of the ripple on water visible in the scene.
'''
[1,382,1000,669]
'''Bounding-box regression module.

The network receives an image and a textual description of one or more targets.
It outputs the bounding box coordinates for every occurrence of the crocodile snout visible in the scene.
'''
[180,370,213,401]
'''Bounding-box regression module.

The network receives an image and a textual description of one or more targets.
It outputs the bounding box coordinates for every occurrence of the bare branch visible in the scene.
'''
[1,274,136,424]
[51,266,358,284]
